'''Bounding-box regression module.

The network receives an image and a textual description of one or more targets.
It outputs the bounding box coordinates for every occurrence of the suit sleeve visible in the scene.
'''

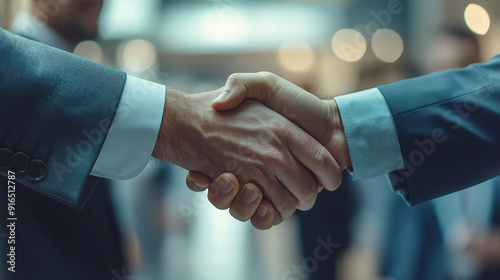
[0,28,126,208]
[378,55,500,206]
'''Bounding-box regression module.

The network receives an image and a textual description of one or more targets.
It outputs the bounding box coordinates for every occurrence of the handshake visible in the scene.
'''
[152,72,352,230]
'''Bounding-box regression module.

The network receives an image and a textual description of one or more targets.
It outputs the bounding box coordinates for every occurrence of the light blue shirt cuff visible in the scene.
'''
[90,75,165,180]
[334,88,403,180]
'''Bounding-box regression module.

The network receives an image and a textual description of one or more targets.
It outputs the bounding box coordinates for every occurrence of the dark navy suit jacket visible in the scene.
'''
[378,55,500,205]
[379,57,500,278]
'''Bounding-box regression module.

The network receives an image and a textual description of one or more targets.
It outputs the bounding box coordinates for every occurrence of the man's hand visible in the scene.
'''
[186,72,352,229]
[153,88,342,223]
[186,172,277,230]
[213,71,351,170]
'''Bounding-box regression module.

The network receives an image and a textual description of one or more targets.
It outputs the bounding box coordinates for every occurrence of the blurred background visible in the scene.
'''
[1,0,500,279]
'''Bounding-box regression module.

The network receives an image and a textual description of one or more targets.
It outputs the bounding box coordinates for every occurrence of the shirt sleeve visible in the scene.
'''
[90,75,165,180]
[333,88,403,180]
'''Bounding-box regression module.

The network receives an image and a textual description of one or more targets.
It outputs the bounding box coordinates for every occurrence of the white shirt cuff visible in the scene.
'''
[90,75,165,180]
[334,88,403,180]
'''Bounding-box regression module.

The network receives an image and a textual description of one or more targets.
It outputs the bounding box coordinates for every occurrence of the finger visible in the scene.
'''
[212,73,336,146]
[286,123,343,191]
[229,183,263,222]
[212,76,247,111]
[212,72,276,111]
[251,200,278,230]
[186,171,211,192]
[273,209,283,226]
[275,156,318,211]
[258,178,298,220]
[318,185,324,193]
[207,173,240,210]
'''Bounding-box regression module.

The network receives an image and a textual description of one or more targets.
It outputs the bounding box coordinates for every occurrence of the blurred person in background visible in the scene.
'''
[3,1,127,279]
[12,0,103,52]
[378,27,500,280]
[295,170,357,280]
[125,163,172,279]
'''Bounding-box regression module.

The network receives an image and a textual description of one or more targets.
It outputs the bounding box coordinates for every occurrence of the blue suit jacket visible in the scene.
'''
[0,28,126,208]
[378,55,500,205]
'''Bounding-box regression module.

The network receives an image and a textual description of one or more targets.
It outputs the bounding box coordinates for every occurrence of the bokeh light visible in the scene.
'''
[331,29,366,62]
[277,41,316,73]
[73,41,103,64]
[199,11,247,45]
[464,4,490,35]
[371,29,404,63]
[117,39,157,73]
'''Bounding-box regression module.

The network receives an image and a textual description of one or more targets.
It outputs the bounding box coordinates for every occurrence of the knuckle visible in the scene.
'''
[300,182,318,202]
[255,128,274,144]
[262,150,285,166]
[314,148,332,170]
[227,73,243,81]
[258,71,277,83]
[277,196,298,218]
[274,213,283,225]
[250,167,267,181]
[226,73,244,86]
[270,121,290,139]
[257,71,279,99]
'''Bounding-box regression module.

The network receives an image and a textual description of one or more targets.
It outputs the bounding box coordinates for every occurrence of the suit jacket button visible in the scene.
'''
[10,152,30,172]
[27,159,48,181]
[0,148,12,167]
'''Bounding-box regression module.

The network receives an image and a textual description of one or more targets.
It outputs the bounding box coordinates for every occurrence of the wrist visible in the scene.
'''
[152,88,198,165]
[325,99,351,170]
[152,89,222,176]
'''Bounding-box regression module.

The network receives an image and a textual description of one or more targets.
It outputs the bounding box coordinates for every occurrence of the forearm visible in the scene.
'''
[322,99,351,170]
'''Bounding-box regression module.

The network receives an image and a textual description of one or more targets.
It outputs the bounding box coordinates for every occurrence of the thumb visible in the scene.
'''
[211,76,248,111]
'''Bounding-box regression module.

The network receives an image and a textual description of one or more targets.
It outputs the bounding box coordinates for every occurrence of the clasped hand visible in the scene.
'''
[182,72,351,229]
